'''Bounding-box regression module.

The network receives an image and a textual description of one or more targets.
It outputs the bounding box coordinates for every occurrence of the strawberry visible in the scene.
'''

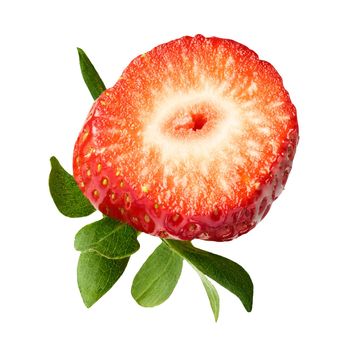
[73,35,298,241]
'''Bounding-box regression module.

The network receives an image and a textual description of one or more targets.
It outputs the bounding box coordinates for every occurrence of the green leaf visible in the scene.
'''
[165,240,253,312]
[74,217,140,259]
[77,251,129,308]
[196,268,220,321]
[49,156,95,217]
[131,243,183,307]
[77,47,106,100]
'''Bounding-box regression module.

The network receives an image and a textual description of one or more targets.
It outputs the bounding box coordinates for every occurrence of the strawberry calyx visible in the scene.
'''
[50,140,252,321]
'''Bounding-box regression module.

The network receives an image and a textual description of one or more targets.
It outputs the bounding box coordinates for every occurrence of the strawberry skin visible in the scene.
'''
[73,35,298,241]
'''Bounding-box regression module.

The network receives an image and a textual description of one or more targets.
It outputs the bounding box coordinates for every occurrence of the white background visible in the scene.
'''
[1,0,358,349]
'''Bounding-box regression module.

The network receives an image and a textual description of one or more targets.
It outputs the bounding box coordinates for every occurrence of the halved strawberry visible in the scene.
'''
[73,35,298,241]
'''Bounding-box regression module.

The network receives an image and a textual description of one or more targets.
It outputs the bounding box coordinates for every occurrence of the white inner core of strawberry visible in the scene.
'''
[142,88,258,167]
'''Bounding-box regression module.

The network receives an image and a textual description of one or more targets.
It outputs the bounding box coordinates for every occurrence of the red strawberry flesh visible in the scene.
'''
[73,35,299,241]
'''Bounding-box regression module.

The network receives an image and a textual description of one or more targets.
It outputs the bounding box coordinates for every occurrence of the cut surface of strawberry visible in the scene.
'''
[73,35,298,241]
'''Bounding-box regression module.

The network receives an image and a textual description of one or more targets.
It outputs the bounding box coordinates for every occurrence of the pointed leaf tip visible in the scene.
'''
[196,268,220,321]
[77,47,106,100]
[49,156,95,217]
